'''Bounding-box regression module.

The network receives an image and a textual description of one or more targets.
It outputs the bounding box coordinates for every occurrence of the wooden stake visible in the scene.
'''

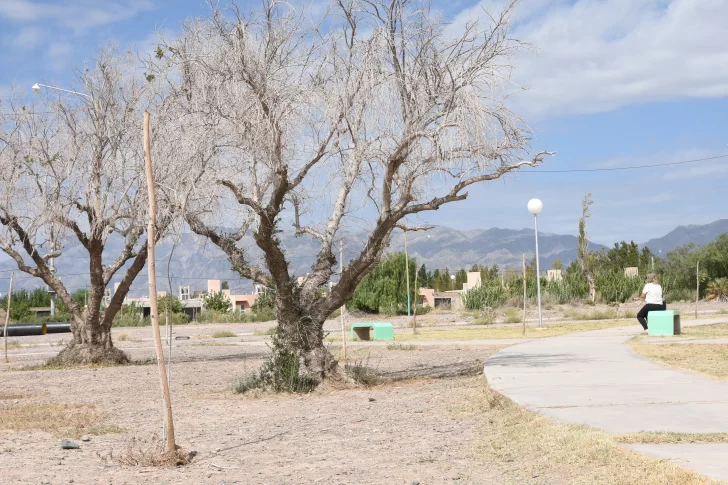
[144,112,176,453]
[4,272,14,363]
[522,254,526,336]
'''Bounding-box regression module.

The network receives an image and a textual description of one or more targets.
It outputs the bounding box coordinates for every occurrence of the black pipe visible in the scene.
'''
[0,323,47,337]
[45,322,72,334]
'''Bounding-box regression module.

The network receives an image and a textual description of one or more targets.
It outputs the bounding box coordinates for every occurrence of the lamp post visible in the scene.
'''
[528,198,544,329]
[403,232,431,317]
[33,82,94,317]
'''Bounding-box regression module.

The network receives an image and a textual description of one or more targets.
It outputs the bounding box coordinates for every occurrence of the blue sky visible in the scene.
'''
[1,0,726,245]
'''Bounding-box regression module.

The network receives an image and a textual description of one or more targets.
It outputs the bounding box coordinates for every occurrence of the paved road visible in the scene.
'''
[483,317,728,481]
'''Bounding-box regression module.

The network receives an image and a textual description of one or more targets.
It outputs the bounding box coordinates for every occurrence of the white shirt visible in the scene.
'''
[642,283,663,305]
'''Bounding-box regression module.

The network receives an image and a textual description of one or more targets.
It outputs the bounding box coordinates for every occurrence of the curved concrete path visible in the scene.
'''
[484,317,728,481]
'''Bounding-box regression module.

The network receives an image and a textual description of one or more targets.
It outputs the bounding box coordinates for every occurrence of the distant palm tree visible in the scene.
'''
[706,278,728,302]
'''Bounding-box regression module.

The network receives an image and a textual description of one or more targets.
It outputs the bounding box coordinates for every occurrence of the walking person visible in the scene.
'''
[636,273,666,331]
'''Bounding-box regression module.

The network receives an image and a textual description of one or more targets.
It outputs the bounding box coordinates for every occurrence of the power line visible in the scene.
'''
[520,154,728,173]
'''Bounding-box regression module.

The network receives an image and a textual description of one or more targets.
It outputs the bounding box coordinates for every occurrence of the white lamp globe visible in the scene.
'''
[527,198,543,215]
[32,83,41,94]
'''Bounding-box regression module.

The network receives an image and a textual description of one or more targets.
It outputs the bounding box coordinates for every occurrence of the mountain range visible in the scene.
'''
[2,219,727,295]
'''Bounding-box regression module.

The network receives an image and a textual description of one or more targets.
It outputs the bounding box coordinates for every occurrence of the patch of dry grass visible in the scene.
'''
[629,341,728,380]
[0,403,122,438]
[0,391,30,400]
[462,381,718,484]
[211,331,237,338]
[616,431,728,444]
[99,435,188,467]
[378,321,628,342]
[678,321,728,338]
[2,339,22,350]
[253,327,276,336]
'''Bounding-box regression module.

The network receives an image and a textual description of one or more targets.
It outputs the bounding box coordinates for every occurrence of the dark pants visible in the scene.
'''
[637,303,666,330]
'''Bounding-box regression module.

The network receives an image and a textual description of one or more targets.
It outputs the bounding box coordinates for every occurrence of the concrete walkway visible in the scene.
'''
[483,317,728,481]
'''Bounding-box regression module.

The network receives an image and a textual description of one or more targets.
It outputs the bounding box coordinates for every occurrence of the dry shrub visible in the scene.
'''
[0,403,121,437]
[100,435,188,467]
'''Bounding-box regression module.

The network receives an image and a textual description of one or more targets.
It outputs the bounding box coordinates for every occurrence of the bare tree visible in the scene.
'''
[157,0,552,379]
[0,52,184,365]
[578,193,596,302]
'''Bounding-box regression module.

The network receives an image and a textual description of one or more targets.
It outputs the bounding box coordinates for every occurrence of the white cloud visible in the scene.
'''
[9,26,47,50]
[0,0,154,31]
[451,0,728,119]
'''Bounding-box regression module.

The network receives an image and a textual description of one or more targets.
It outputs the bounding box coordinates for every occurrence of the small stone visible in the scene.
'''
[61,440,80,450]
[368,397,376,402]
[215,447,221,452]
[187,450,198,462]
[411,482,420,485]
[81,435,91,442]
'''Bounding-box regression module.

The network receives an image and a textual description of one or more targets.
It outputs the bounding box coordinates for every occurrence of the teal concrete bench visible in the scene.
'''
[350,322,394,341]
[648,310,681,336]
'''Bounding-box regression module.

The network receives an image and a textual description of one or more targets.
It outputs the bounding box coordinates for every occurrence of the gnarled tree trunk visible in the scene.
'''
[49,310,128,365]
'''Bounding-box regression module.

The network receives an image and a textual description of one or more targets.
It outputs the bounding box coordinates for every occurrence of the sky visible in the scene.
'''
[1,0,726,246]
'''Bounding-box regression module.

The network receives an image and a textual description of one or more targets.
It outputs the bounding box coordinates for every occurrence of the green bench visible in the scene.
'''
[648,310,681,336]
[350,322,394,341]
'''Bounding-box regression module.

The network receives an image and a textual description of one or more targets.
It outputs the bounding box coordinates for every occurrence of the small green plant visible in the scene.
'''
[253,327,277,336]
[212,331,237,338]
[234,372,262,394]
[503,308,522,324]
[472,307,496,325]
[387,342,415,351]
[346,364,380,387]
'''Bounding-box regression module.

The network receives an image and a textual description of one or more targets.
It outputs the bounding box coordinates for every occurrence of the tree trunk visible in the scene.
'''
[274,292,339,381]
[48,311,128,366]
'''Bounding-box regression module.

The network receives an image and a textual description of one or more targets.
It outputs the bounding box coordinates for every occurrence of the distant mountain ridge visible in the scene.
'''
[1,219,726,294]
[640,219,728,255]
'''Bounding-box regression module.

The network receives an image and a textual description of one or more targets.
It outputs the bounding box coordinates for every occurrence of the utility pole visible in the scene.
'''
[651,256,655,272]
[4,272,14,363]
[522,254,526,336]
[144,112,176,453]
[339,240,347,361]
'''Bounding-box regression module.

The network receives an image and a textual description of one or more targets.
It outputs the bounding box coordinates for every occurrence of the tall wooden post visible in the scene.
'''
[144,112,176,453]
[522,254,526,336]
[4,272,14,363]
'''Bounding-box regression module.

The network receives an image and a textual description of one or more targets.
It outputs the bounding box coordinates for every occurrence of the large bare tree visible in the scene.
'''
[158,0,551,379]
[0,52,186,364]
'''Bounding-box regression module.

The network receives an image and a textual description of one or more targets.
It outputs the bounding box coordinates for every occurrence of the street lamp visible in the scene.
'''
[33,82,92,316]
[32,83,91,99]
[403,231,431,317]
[528,198,544,329]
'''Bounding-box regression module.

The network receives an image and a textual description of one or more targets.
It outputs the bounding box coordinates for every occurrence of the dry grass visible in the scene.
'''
[386,343,416,351]
[629,341,728,380]
[463,382,718,484]
[678,321,728,338]
[0,391,31,400]
[378,321,629,342]
[2,339,22,350]
[211,331,237,338]
[0,403,122,438]
[99,435,188,467]
[616,431,728,444]
[253,327,276,336]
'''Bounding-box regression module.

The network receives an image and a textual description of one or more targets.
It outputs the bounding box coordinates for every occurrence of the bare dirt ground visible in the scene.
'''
[2,305,726,484]
[1,336,506,485]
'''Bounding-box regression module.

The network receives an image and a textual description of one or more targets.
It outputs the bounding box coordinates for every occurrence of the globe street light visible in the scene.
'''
[32,82,93,316]
[528,198,544,329]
